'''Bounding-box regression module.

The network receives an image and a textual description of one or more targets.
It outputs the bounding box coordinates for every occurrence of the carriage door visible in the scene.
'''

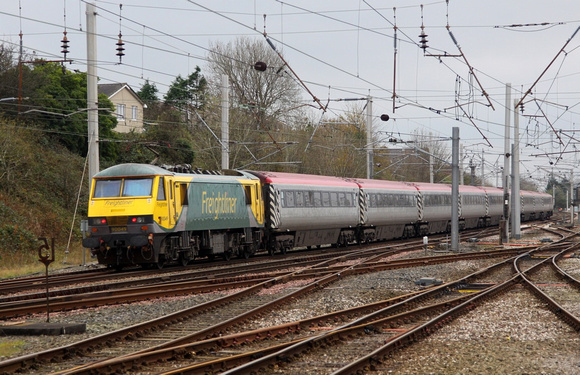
[251,182,264,225]
[166,177,176,227]
[156,176,172,228]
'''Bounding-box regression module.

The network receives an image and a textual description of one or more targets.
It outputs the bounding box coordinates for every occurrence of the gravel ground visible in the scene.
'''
[380,289,580,374]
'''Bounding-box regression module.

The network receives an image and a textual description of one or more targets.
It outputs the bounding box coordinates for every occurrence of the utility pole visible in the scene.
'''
[221,74,229,170]
[570,171,574,226]
[366,96,373,179]
[459,144,464,185]
[501,83,511,244]
[451,127,460,252]
[429,154,434,183]
[86,2,99,183]
[511,99,521,239]
[469,158,476,185]
[481,150,485,186]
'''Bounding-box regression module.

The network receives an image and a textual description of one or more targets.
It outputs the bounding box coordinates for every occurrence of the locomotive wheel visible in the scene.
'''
[179,254,190,267]
[239,248,251,259]
[223,250,232,261]
[157,255,166,269]
[268,247,275,256]
[280,246,288,255]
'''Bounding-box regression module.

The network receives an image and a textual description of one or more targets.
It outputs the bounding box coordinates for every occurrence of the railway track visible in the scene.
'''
[1,226,502,296]
[0,227,506,319]
[0,243,534,320]
[0,225,567,374]
[0,224,572,374]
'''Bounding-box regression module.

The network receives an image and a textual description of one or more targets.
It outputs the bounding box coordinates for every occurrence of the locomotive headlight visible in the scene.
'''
[129,216,153,224]
[89,217,107,225]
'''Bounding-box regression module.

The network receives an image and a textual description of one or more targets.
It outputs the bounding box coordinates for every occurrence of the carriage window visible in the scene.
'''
[322,192,331,206]
[330,192,338,206]
[345,193,353,206]
[338,192,346,206]
[157,177,166,201]
[123,178,153,197]
[313,191,322,207]
[295,191,304,207]
[284,191,295,207]
[94,179,122,198]
[304,191,313,207]
[397,195,406,206]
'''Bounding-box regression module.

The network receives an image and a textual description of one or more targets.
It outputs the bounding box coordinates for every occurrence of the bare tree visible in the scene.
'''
[207,37,303,130]
[197,36,306,170]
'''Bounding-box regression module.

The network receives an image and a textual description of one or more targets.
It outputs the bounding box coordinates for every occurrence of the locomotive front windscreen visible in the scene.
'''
[93,178,154,198]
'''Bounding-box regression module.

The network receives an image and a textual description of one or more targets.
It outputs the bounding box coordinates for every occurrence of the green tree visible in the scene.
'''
[164,67,207,110]
[0,58,119,161]
[137,79,159,104]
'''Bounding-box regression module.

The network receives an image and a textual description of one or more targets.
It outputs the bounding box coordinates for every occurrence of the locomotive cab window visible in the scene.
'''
[93,179,122,198]
[157,177,166,201]
[123,178,153,197]
[244,185,252,204]
[179,183,188,205]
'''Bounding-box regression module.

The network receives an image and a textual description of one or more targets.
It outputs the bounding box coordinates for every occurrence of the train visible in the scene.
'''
[82,163,553,269]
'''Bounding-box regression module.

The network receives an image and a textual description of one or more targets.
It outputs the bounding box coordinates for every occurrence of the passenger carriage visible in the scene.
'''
[458,185,490,229]
[247,171,361,251]
[354,179,419,241]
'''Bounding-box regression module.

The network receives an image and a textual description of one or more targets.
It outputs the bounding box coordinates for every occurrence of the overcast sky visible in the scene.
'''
[2,1,580,184]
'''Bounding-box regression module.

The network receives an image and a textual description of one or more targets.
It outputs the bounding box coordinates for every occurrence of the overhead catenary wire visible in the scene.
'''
[3,1,580,170]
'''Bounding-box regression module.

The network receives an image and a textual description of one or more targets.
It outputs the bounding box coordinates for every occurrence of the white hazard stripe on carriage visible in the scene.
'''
[485,193,489,216]
[458,193,462,217]
[359,190,368,225]
[268,186,281,229]
[416,191,424,221]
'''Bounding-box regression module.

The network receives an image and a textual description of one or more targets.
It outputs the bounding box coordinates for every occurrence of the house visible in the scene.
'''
[98,83,145,133]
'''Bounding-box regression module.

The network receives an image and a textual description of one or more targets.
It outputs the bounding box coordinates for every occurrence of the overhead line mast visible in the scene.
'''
[86,2,99,182]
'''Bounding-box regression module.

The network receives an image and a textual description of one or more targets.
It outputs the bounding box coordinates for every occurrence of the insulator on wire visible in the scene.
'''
[254,61,267,71]
[419,30,429,53]
[116,33,125,63]
[61,31,69,59]
[419,4,429,54]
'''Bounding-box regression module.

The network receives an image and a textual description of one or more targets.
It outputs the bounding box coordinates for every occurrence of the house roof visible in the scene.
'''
[98,82,144,105]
